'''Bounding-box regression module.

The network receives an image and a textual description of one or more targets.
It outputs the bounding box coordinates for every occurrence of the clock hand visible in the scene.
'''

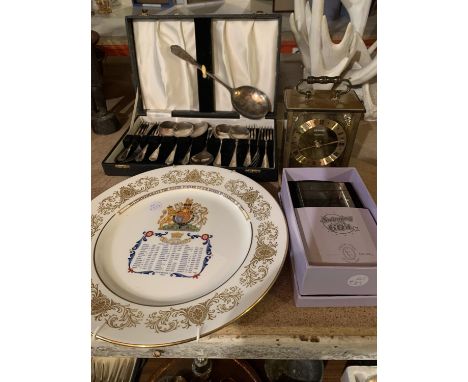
[317,140,339,147]
[298,140,339,152]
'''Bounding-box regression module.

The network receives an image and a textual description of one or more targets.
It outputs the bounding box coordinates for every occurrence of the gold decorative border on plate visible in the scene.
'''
[161,169,224,186]
[224,180,271,220]
[91,214,103,237]
[145,286,243,333]
[240,221,279,287]
[92,281,144,330]
[97,177,159,216]
[92,177,159,237]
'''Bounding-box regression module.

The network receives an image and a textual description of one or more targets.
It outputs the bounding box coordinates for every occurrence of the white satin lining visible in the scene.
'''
[132,19,278,115]
[133,20,199,111]
[212,19,278,113]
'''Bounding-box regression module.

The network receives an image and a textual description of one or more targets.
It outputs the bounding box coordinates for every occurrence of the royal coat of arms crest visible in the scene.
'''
[158,198,208,232]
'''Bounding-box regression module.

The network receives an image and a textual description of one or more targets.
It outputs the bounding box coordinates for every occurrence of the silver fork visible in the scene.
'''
[115,123,146,163]
[124,122,150,162]
[249,126,263,167]
[243,126,254,167]
[135,123,159,162]
[261,128,272,168]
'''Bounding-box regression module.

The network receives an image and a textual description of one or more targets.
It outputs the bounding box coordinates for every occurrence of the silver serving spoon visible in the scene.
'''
[165,122,194,165]
[213,124,231,167]
[148,121,176,162]
[180,122,209,165]
[170,45,271,120]
[190,129,214,165]
[228,125,249,167]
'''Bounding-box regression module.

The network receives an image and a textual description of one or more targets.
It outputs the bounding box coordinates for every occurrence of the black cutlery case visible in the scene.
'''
[101,9,281,182]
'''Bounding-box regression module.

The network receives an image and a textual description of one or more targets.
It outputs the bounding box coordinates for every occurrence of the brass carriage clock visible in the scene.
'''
[283,76,365,168]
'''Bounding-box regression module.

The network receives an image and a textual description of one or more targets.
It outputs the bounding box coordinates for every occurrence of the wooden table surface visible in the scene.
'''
[91,116,377,359]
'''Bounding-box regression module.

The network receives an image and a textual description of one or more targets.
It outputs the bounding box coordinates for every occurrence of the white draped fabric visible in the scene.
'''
[132,19,278,114]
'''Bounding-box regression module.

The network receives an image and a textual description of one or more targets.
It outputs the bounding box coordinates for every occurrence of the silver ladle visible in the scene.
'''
[170,45,271,120]
[165,122,194,165]
[180,122,209,165]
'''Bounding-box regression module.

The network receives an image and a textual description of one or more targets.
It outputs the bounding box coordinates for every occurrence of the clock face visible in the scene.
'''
[291,118,347,166]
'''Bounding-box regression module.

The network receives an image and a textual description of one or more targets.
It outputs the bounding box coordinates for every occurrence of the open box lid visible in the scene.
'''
[125,12,281,119]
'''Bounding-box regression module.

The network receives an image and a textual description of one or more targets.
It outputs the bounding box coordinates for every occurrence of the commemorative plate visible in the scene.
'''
[91,166,287,347]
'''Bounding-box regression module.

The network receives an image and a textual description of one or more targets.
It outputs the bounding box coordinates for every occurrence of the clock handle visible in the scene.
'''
[296,76,352,100]
[306,76,345,85]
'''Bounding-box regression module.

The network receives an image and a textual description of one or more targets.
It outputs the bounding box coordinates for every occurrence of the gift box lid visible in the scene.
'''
[125,12,281,119]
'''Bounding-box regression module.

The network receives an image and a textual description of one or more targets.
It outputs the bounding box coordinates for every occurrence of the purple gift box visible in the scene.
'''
[281,167,377,307]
